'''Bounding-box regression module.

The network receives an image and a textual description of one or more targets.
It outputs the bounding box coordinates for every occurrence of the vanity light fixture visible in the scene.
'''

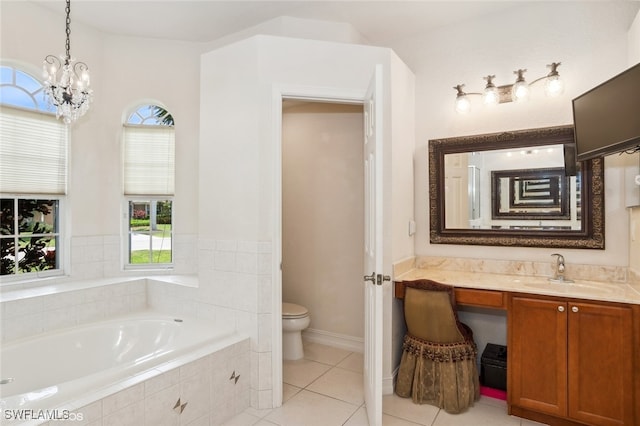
[454,62,564,113]
[43,0,92,124]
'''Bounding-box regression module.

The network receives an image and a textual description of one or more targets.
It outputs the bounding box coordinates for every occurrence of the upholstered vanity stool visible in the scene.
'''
[395,279,480,414]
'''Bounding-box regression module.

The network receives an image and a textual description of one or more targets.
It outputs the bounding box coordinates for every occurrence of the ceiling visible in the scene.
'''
[32,1,522,45]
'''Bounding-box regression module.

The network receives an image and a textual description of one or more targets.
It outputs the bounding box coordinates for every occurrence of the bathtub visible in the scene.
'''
[0,311,248,425]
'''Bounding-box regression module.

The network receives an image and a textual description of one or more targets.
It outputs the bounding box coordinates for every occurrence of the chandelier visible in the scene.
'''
[43,0,92,124]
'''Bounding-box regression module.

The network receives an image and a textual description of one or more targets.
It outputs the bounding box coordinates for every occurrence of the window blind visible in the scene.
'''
[0,106,68,194]
[123,125,175,195]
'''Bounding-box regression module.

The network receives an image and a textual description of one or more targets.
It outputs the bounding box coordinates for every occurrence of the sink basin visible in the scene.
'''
[523,281,620,295]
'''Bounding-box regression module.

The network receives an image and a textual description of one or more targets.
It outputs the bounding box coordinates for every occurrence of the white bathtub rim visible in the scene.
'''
[1,310,248,416]
[0,335,249,426]
[67,332,247,412]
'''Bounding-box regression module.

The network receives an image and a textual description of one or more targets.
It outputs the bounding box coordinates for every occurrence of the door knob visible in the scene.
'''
[376,274,391,285]
[571,306,579,313]
[558,306,565,312]
[364,273,376,284]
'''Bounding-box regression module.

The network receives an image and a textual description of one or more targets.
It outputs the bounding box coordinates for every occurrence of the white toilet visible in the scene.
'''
[282,302,311,361]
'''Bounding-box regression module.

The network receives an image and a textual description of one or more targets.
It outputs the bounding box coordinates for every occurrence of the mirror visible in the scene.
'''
[491,168,571,221]
[429,125,604,248]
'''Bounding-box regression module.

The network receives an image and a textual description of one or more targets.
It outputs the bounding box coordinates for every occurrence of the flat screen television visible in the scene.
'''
[572,63,640,161]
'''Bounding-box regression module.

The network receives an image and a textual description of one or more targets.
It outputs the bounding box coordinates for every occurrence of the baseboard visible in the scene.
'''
[383,365,398,395]
[302,328,364,353]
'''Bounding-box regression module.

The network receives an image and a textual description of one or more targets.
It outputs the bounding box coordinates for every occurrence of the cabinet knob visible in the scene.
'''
[558,306,565,312]
[571,306,579,313]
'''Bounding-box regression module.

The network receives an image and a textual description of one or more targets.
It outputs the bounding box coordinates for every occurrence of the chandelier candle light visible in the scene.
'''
[43,0,92,124]
[454,62,564,114]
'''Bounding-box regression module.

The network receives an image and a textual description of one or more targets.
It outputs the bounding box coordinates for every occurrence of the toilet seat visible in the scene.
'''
[283,302,308,319]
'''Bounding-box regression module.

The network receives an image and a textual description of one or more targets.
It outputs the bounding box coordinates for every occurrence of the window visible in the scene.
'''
[1,198,60,275]
[127,199,172,265]
[0,65,67,278]
[123,105,174,268]
[0,65,56,113]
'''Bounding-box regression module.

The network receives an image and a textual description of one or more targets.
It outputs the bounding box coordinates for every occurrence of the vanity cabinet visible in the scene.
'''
[508,294,637,426]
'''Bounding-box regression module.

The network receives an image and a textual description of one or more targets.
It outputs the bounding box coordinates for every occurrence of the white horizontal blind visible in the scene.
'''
[0,106,68,194]
[123,125,175,195]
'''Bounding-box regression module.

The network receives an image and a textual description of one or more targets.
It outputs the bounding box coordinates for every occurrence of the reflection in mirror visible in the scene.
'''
[491,167,573,223]
[430,125,604,248]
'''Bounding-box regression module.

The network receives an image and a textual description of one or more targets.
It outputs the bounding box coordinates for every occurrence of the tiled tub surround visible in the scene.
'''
[69,234,198,281]
[196,239,274,410]
[0,270,257,425]
[0,239,273,422]
[1,237,275,416]
[0,310,250,426]
[394,256,640,304]
[1,277,148,343]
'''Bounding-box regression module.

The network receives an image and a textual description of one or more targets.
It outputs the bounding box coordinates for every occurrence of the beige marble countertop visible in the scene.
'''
[395,269,640,305]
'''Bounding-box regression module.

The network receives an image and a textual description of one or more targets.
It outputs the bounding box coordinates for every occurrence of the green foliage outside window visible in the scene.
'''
[1,199,58,275]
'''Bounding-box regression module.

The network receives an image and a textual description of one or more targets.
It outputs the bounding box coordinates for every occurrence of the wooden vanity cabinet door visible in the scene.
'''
[567,301,634,426]
[509,296,568,417]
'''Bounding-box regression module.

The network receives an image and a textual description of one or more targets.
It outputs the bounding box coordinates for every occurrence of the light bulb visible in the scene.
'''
[511,69,529,102]
[453,84,471,113]
[544,62,563,97]
[483,86,499,105]
[455,95,471,113]
[512,81,529,102]
[545,76,564,97]
[482,75,499,106]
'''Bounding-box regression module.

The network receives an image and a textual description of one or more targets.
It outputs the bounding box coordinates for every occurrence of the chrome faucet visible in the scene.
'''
[550,253,573,283]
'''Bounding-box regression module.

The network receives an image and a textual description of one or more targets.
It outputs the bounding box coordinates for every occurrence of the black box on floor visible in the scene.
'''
[481,343,507,391]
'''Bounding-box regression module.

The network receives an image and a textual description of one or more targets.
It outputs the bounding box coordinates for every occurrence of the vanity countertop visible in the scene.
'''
[395,269,640,305]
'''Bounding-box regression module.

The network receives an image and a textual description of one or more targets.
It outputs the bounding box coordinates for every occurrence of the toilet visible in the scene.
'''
[282,302,311,361]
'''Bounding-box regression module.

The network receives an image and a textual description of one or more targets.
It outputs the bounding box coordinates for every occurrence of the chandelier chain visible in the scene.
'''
[65,0,71,63]
[42,0,93,124]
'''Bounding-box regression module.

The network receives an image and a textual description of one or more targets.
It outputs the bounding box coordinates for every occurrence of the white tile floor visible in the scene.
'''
[222,342,548,426]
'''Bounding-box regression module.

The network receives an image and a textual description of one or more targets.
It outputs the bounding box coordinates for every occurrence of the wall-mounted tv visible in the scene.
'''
[572,63,640,161]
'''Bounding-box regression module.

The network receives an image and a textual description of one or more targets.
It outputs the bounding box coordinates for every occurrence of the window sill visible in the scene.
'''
[0,274,198,303]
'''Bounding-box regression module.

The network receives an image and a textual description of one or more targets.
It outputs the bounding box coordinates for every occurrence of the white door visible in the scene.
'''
[444,153,469,228]
[363,64,385,426]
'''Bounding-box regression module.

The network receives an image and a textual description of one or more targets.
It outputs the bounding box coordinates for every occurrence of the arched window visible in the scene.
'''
[0,65,56,113]
[126,104,174,126]
[0,65,66,277]
[123,104,174,267]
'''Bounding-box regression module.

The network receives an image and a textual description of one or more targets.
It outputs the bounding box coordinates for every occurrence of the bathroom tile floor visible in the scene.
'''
[223,341,548,426]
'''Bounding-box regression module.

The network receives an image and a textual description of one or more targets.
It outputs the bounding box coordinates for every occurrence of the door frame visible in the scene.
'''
[272,84,367,408]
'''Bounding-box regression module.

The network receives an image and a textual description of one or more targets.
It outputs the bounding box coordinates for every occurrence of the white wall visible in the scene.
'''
[200,35,416,405]
[203,16,369,52]
[391,2,638,266]
[282,102,365,344]
[629,9,640,65]
[388,52,416,374]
